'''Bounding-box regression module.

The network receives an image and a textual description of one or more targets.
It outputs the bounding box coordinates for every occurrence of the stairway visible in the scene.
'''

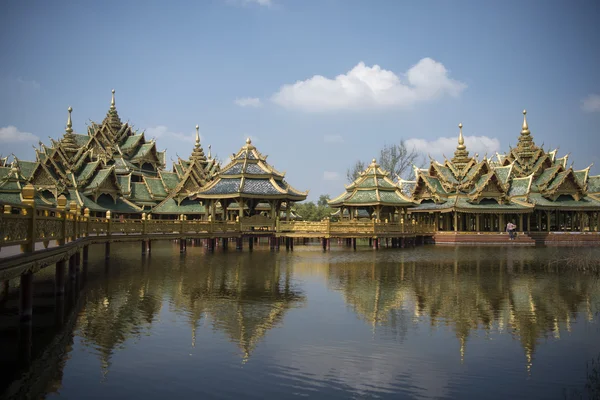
[433,232,536,245]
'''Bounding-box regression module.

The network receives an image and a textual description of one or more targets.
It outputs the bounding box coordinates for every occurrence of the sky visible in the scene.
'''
[0,0,599,201]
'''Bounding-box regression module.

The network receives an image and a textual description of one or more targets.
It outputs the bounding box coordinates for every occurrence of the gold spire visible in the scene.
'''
[246,137,251,145]
[521,109,530,136]
[66,106,73,134]
[110,89,116,110]
[451,122,470,169]
[457,122,465,150]
[195,124,200,146]
[190,124,206,162]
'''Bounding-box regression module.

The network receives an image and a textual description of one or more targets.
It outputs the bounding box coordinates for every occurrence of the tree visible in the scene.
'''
[346,141,423,183]
[346,160,366,183]
[295,194,333,221]
[379,140,422,180]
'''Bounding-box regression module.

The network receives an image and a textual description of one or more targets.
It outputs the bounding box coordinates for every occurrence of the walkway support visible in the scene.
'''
[19,272,33,322]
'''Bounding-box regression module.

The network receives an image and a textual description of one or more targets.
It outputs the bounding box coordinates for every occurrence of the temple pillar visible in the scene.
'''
[499,214,504,233]
[180,238,185,253]
[453,212,458,232]
[519,214,524,232]
[537,211,542,231]
[322,238,327,251]
[475,214,480,233]
[19,272,34,322]
[352,237,357,251]
[579,212,585,232]
[148,240,152,254]
[222,237,228,250]
[597,212,600,232]
[105,242,110,259]
[141,240,147,255]
[83,245,89,264]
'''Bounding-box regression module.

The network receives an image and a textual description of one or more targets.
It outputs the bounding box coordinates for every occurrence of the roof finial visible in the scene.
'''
[208,144,212,159]
[457,122,465,150]
[195,125,200,146]
[110,89,116,110]
[66,106,73,134]
[246,137,251,145]
[521,109,530,135]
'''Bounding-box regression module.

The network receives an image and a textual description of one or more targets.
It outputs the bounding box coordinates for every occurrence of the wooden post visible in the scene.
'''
[83,245,89,264]
[148,240,152,254]
[290,237,294,251]
[69,253,77,281]
[352,237,357,250]
[453,212,458,232]
[105,242,111,259]
[1,280,9,304]
[141,240,147,255]
[19,272,34,322]
[55,260,66,296]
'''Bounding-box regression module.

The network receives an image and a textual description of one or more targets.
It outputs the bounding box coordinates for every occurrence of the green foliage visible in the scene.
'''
[346,140,423,183]
[295,194,333,221]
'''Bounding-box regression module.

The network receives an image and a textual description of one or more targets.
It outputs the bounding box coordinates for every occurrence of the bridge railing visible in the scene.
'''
[2,197,437,257]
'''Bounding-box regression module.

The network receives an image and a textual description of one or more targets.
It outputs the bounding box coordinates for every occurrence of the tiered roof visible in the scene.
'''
[152,125,220,214]
[193,138,307,201]
[329,159,412,207]
[408,113,600,213]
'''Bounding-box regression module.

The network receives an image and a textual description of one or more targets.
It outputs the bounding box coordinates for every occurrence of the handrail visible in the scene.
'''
[1,200,436,257]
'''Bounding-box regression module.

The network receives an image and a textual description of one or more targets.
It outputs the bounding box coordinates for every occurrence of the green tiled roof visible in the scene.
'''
[587,176,600,194]
[573,170,588,187]
[435,163,458,184]
[174,163,185,177]
[145,177,167,197]
[456,197,530,211]
[0,192,21,204]
[18,161,38,180]
[120,134,144,152]
[117,175,131,193]
[529,193,600,209]
[508,176,531,197]
[76,161,100,184]
[132,143,154,160]
[534,165,561,189]
[131,182,152,201]
[0,167,10,180]
[153,198,206,214]
[87,168,112,188]
[554,156,568,168]
[423,176,445,194]
[73,134,90,147]
[546,171,570,192]
[160,171,180,190]
[356,177,375,188]
[412,198,455,211]
[378,190,413,205]
[345,190,378,204]
[96,196,141,213]
[494,165,512,184]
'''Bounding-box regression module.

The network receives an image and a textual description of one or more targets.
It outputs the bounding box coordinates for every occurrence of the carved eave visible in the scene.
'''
[412,174,445,204]
[541,168,585,201]
[468,172,509,204]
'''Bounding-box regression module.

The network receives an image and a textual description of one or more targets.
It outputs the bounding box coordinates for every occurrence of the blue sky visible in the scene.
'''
[1,0,599,201]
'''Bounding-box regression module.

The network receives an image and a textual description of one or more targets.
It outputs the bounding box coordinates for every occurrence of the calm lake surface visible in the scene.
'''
[2,241,600,399]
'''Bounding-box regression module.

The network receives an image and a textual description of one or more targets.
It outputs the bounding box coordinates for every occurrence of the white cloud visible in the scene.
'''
[271,58,466,112]
[234,97,263,108]
[226,0,273,7]
[0,126,39,143]
[406,135,500,159]
[323,171,340,181]
[144,125,199,143]
[582,94,600,112]
[324,134,344,143]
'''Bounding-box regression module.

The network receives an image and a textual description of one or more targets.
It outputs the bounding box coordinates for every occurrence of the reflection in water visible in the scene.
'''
[1,243,599,399]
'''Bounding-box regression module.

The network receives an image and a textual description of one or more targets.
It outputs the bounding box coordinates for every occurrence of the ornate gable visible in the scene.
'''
[541,168,585,201]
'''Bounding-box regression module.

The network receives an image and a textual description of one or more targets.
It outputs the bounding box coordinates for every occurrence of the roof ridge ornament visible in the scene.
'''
[195,125,200,146]
[110,89,116,110]
[66,106,73,134]
[521,109,529,135]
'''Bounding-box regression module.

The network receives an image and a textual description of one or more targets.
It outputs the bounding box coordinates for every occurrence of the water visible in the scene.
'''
[2,241,600,399]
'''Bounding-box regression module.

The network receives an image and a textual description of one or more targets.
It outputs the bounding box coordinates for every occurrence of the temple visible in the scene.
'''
[0,90,307,219]
[1,92,599,243]
[328,110,600,243]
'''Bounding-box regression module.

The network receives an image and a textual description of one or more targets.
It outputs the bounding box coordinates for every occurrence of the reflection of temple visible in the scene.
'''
[327,255,600,371]
[171,256,305,362]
